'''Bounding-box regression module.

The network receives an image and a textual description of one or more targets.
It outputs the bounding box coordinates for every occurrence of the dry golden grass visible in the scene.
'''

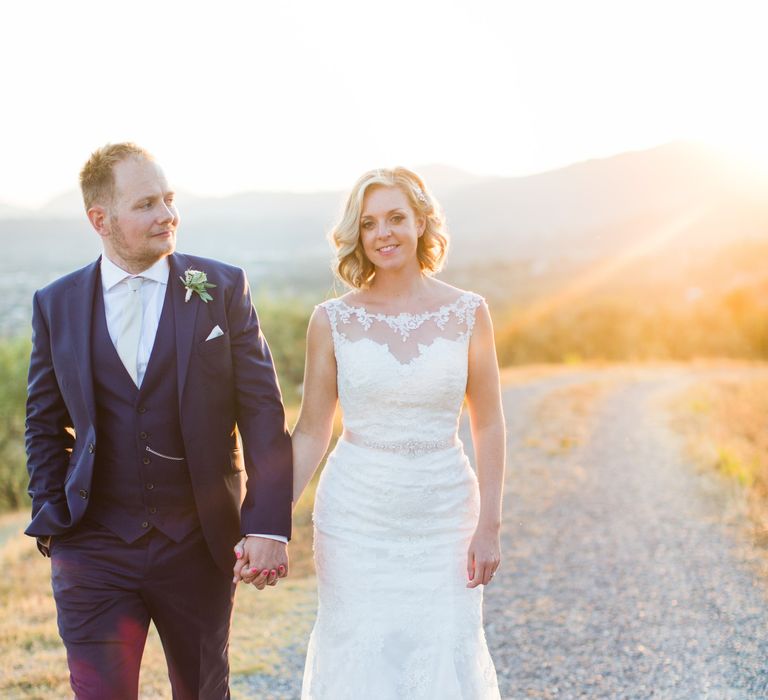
[0,418,332,698]
[0,402,341,698]
[0,508,318,700]
[672,373,768,543]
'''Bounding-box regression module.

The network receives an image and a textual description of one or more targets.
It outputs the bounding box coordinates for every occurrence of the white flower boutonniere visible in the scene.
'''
[180,268,216,303]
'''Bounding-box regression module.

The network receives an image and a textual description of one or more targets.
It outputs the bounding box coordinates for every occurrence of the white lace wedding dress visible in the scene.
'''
[301,291,500,699]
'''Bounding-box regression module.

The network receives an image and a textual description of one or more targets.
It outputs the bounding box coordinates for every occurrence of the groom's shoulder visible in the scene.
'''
[35,260,98,302]
[176,253,244,286]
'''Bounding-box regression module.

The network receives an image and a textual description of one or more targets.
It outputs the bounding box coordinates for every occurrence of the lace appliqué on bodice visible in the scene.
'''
[321,291,483,362]
[318,291,485,448]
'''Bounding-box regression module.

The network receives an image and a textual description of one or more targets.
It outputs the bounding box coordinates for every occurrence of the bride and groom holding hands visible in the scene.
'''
[25,142,505,699]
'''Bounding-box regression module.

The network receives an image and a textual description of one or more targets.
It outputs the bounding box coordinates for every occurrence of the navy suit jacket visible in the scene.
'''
[25,252,293,574]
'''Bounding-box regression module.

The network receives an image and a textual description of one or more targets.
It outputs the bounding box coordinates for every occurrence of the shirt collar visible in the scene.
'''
[100,254,170,292]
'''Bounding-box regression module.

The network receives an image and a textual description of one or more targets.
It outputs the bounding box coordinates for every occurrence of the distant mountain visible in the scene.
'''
[442,142,767,260]
[3,141,766,274]
[18,164,486,221]
[2,142,767,335]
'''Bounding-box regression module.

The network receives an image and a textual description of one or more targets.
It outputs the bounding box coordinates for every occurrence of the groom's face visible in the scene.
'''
[102,157,179,270]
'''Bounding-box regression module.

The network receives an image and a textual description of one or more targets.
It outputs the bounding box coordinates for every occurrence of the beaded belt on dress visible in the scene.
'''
[341,429,460,457]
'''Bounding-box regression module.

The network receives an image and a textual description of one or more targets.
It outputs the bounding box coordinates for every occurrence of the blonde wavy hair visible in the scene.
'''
[330,167,449,289]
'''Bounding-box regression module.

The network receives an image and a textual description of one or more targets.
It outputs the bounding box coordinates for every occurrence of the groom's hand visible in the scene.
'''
[232,536,289,590]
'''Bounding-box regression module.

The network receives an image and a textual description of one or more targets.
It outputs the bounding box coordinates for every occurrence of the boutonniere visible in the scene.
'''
[180,268,216,303]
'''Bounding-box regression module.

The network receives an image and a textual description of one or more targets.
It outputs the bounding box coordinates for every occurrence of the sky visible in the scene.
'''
[1,0,767,208]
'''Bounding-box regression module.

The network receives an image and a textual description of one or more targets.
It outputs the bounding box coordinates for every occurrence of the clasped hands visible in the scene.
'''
[232,536,289,590]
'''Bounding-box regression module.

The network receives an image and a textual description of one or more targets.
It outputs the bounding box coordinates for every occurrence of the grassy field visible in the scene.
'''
[671,368,768,544]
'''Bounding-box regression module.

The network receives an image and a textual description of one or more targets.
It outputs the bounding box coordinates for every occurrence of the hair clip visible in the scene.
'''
[414,187,428,204]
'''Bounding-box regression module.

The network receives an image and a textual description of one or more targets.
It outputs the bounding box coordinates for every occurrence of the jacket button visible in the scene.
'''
[138,407,147,414]
[143,457,151,465]
[146,483,154,490]
[149,507,157,514]
[79,489,88,499]
[141,521,149,528]
[88,443,95,454]
[139,432,148,439]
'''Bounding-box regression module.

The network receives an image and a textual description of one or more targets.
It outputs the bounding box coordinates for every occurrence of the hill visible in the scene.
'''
[1,141,766,336]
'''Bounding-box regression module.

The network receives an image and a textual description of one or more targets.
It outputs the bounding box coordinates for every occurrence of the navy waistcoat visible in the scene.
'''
[87,275,200,542]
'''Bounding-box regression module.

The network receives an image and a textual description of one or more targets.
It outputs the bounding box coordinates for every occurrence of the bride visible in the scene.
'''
[294,167,504,698]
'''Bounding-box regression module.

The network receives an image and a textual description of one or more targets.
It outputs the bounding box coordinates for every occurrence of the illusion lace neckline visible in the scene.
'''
[332,291,475,321]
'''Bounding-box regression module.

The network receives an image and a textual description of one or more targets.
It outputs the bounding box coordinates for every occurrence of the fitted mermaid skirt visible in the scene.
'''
[301,439,500,699]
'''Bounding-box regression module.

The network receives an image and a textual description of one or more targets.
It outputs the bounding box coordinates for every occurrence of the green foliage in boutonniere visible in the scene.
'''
[180,269,216,303]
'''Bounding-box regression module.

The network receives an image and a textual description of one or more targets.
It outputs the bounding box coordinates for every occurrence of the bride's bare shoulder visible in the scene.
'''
[329,290,368,306]
[427,279,477,305]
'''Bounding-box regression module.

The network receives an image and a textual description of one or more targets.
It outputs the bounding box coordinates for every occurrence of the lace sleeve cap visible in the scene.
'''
[316,299,341,337]
[460,291,486,336]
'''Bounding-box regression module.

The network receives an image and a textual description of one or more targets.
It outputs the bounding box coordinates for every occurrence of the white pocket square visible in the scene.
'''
[205,325,224,341]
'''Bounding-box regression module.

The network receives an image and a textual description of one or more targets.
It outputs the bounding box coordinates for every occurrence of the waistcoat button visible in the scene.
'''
[79,489,88,499]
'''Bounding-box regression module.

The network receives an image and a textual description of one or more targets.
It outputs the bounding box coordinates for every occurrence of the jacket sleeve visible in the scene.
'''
[25,291,74,529]
[227,269,293,538]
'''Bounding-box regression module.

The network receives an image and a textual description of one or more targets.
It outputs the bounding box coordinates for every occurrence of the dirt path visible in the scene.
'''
[483,365,768,699]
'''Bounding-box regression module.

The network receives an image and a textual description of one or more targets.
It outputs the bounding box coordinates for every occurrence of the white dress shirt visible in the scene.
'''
[101,254,169,387]
[100,253,285,545]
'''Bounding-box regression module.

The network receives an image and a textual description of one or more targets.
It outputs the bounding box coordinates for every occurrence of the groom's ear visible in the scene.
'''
[87,205,109,238]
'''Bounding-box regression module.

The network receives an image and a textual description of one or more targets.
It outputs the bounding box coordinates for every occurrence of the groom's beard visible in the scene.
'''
[106,218,176,271]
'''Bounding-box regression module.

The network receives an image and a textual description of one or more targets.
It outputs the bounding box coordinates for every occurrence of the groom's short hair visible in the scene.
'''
[79,142,155,210]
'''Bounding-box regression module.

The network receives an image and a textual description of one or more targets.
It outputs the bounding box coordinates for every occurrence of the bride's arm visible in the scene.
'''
[291,307,339,505]
[465,301,506,588]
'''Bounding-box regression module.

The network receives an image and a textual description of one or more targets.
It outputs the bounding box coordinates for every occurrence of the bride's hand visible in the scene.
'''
[232,537,247,582]
[466,525,501,588]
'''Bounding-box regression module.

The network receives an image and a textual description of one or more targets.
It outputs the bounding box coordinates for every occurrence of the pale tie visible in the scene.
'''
[116,277,144,386]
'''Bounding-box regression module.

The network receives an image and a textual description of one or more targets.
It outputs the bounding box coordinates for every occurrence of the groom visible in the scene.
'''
[25,143,293,699]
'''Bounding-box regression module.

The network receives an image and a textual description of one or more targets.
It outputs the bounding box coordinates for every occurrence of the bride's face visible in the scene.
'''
[359,186,425,272]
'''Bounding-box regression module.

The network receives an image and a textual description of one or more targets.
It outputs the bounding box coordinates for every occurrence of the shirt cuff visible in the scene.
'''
[246,533,288,544]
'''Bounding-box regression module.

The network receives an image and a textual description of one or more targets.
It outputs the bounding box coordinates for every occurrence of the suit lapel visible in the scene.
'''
[66,259,100,426]
[169,253,200,408]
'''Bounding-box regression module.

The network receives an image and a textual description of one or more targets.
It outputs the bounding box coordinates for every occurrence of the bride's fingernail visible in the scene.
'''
[250,567,258,573]
[235,551,242,559]
[270,569,277,576]
[278,565,286,573]
[261,569,270,576]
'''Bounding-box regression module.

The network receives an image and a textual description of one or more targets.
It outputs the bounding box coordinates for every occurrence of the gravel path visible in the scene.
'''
[239,366,768,699]
[485,367,768,699]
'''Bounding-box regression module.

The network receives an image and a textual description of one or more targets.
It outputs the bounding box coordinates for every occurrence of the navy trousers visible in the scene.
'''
[51,521,234,700]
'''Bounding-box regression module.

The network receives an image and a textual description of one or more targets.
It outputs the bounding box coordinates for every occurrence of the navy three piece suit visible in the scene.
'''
[25,252,293,698]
